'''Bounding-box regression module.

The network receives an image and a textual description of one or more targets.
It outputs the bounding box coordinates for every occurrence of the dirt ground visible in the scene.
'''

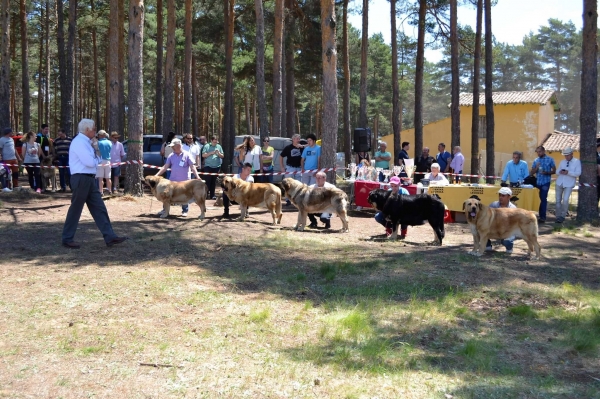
[0,180,599,398]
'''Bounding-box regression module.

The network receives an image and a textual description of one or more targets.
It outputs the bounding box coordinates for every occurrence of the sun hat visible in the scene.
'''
[169,138,182,147]
[498,187,512,196]
[561,147,574,155]
[110,131,120,138]
[389,176,401,185]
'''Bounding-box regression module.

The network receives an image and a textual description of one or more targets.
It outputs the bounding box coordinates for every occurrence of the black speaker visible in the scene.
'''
[353,128,371,153]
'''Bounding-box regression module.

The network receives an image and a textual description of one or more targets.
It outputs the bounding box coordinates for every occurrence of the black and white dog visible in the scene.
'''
[367,189,446,244]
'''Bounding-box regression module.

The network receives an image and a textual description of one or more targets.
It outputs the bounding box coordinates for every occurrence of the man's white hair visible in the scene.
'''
[292,134,301,140]
[431,163,441,170]
[379,141,387,147]
[78,118,95,134]
[315,171,327,178]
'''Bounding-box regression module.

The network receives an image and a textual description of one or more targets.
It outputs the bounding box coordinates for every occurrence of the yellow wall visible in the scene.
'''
[380,101,555,176]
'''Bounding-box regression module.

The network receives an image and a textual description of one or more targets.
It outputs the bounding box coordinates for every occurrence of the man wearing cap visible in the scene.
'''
[374,176,410,238]
[485,187,517,254]
[0,127,22,188]
[54,129,72,192]
[155,138,201,217]
[374,141,392,182]
[95,130,112,195]
[109,131,126,194]
[501,151,529,187]
[62,118,128,249]
[531,146,556,223]
[554,147,581,223]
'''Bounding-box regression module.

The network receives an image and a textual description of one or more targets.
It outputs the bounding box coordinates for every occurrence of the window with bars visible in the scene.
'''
[478,116,487,139]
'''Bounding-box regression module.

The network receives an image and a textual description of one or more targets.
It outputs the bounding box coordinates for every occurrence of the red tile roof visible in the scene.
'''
[541,131,600,152]
[457,90,557,107]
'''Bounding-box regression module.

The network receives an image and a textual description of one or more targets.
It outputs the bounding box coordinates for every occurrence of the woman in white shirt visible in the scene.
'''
[425,163,449,186]
[21,131,44,193]
[236,136,262,172]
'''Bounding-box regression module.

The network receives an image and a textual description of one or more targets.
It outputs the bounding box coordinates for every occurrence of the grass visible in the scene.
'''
[1,195,599,398]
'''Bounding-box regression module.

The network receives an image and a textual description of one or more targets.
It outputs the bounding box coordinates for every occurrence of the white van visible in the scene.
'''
[232,135,345,182]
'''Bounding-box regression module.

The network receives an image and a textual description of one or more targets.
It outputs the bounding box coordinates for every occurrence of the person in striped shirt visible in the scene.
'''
[54,129,72,192]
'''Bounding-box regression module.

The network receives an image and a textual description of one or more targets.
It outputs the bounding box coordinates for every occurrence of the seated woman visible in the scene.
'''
[374,176,410,238]
[425,163,449,186]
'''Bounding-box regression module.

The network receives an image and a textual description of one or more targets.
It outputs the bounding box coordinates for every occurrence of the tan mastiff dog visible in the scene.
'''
[144,175,207,219]
[221,176,283,225]
[463,198,541,259]
[281,177,349,232]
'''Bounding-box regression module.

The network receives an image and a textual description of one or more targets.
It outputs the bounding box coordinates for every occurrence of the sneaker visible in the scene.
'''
[385,227,393,237]
[222,210,230,218]
[555,218,563,224]
[36,188,42,193]
[181,212,188,217]
[485,246,493,251]
[356,206,362,211]
[506,249,513,254]
[538,218,546,224]
[156,210,165,216]
[309,222,318,228]
[2,187,11,192]
[211,196,217,200]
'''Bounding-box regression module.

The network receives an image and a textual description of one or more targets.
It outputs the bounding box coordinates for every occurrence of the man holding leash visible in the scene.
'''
[222,162,254,218]
[501,151,528,187]
[308,171,335,229]
[155,138,201,217]
[280,134,304,205]
[485,187,517,254]
[554,147,581,224]
[61,119,128,249]
[374,176,409,238]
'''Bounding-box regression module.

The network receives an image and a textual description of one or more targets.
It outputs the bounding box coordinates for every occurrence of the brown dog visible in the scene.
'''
[463,198,541,259]
[220,176,282,225]
[41,155,57,192]
[144,175,207,219]
[281,177,349,232]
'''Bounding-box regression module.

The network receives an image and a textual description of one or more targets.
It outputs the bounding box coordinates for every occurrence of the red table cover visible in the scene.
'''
[354,181,417,207]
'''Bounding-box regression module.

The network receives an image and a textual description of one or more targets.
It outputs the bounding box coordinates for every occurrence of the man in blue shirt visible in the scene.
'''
[501,151,529,187]
[436,143,452,173]
[531,146,556,223]
[95,130,113,195]
[301,133,321,186]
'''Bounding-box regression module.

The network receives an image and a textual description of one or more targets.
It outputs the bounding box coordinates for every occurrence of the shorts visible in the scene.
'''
[96,160,112,179]
[111,166,121,177]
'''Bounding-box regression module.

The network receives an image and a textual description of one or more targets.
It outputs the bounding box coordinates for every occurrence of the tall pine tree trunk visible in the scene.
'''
[450,0,460,151]
[470,0,482,183]
[20,0,30,132]
[44,0,50,128]
[192,56,199,137]
[38,4,44,127]
[61,0,76,135]
[484,0,495,183]
[107,0,121,133]
[577,0,599,223]
[285,0,296,138]
[163,0,176,135]
[342,0,351,167]
[272,0,284,137]
[126,0,144,196]
[414,0,426,159]
[255,0,269,139]
[0,0,9,129]
[222,0,235,171]
[358,0,368,128]
[90,0,101,130]
[118,0,125,135]
[155,0,164,138]
[390,0,399,165]
[183,0,192,133]
[320,0,338,183]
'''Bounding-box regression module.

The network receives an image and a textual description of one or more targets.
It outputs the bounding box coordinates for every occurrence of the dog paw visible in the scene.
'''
[160,214,168,219]
[198,215,205,220]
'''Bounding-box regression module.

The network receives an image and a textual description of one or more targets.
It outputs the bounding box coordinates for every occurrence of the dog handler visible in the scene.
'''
[61,119,128,249]
[485,187,516,254]
[155,138,201,217]
[374,176,410,238]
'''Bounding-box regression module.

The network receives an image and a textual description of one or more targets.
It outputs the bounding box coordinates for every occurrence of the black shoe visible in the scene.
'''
[320,218,331,229]
[222,210,230,218]
[538,218,546,224]
[106,236,129,247]
[308,222,318,228]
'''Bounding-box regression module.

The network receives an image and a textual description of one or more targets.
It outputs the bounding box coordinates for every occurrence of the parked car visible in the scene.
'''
[122,134,165,178]
[232,135,345,183]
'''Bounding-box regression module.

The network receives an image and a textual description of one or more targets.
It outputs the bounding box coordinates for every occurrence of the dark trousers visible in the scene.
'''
[203,166,220,197]
[62,174,118,244]
[57,155,70,190]
[538,183,550,220]
[25,164,42,190]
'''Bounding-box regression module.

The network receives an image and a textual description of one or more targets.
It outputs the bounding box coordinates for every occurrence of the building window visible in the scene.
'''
[478,116,487,139]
